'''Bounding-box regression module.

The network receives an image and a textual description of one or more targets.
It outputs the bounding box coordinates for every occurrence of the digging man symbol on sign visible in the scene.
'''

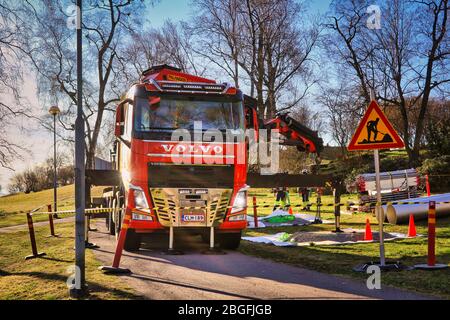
[367,118,380,142]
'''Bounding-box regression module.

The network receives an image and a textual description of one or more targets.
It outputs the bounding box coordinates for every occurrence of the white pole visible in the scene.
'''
[374,149,385,266]
[169,226,174,250]
[370,88,385,266]
[210,227,214,249]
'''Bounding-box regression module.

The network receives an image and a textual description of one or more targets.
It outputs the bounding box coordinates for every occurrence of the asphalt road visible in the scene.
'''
[90,223,432,300]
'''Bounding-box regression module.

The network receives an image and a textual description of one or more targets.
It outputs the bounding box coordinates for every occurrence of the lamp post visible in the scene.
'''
[49,106,60,218]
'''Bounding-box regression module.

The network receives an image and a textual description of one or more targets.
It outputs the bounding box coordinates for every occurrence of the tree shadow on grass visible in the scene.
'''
[0,269,145,300]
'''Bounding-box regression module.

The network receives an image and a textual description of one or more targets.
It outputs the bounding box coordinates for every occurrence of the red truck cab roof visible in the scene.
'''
[140,64,237,96]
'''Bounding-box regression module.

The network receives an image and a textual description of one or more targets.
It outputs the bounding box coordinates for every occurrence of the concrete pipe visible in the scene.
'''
[385,193,450,225]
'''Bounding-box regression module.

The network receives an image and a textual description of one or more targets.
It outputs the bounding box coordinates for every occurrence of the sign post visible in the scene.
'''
[69,0,87,298]
[348,92,405,270]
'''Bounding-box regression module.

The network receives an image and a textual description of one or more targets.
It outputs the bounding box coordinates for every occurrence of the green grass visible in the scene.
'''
[0,185,103,228]
[0,221,143,300]
[242,190,450,299]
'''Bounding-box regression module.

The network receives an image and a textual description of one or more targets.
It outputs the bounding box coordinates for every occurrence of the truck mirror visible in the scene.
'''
[115,103,124,137]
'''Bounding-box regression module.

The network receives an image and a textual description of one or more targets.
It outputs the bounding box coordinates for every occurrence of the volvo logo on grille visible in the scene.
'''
[161,144,224,154]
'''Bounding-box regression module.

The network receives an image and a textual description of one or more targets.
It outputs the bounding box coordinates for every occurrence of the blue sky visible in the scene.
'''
[147,0,332,27]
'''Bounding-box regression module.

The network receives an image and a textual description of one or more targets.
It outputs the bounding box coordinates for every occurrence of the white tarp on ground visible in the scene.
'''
[242,230,412,247]
[242,232,297,247]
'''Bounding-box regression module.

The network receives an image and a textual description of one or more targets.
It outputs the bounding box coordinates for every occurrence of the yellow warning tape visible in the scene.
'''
[29,200,450,215]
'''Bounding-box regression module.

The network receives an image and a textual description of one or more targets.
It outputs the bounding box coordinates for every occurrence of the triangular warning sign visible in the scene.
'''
[348,100,405,151]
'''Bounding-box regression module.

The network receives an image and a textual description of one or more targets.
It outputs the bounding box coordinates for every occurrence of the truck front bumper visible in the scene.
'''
[129,218,247,233]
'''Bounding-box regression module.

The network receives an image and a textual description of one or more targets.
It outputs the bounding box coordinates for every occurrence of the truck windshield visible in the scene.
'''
[134,96,244,132]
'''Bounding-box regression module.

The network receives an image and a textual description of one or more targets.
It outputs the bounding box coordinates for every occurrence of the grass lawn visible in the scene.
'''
[0,221,142,300]
[242,190,450,299]
[0,185,103,228]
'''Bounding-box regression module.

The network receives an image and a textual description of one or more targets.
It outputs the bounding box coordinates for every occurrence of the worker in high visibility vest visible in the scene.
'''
[273,187,291,211]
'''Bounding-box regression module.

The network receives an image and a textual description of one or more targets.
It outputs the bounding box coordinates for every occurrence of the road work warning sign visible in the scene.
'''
[348,100,405,151]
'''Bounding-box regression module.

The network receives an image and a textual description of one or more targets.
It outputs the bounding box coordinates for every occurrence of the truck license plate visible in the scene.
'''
[182,214,205,222]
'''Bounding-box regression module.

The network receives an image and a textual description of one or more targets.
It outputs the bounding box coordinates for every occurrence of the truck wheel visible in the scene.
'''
[124,229,141,252]
[218,232,242,250]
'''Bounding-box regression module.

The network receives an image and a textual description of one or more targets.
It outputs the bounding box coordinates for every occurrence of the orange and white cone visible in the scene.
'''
[364,218,373,241]
[407,214,417,238]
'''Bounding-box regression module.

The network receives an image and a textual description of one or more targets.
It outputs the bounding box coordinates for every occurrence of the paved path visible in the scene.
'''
[90,223,432,300]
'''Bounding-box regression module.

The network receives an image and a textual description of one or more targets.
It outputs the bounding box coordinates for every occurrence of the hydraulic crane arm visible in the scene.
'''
[264,113,324,154]
[244,95,323,154]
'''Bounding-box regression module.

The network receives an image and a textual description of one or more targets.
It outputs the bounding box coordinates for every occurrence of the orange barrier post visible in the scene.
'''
[428,202,436,266]
[407,214,416,238]
[25,212,46,260]
[99,195,133,274]
[414,201,448,270]
[252,196,258,228]
[364,218,373,241]
[48,213,56,237]
[425,174,431,197]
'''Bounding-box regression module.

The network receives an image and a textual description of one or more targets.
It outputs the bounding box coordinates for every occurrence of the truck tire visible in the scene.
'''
[107,198,116,235]
[113,196,122,240]
[106,198,116,235]
[124,229,141,251]
[218,232,242,250]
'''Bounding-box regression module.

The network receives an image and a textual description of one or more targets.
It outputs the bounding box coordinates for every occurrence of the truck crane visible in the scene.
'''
[89,65,326,270]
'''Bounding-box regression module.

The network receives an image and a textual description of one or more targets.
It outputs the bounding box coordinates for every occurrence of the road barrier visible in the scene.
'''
[413,201,449,270]
[252,196,258,228]
[48,212,57,237]
[25,212,46,260]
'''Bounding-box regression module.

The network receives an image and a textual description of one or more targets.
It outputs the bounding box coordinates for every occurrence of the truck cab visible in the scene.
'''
[108,65,258,250]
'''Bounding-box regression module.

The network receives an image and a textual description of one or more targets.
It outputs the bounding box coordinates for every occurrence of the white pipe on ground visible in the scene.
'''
[384,193,450,224]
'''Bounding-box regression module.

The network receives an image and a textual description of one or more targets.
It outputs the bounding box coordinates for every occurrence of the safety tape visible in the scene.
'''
[28,200,450,215]
[30,207,114,216]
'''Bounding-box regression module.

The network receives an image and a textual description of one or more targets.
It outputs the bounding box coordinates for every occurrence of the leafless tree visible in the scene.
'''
[22,0,154,168]
[0,1,32,169]
[120,20,204,82]
[319,84,362,156]
[325,0,450,166]
[189,0,320,118]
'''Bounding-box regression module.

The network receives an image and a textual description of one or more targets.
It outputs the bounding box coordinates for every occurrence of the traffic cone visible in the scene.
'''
[407,214,417,238]
[364,218,373,241]
[288,206,293,215]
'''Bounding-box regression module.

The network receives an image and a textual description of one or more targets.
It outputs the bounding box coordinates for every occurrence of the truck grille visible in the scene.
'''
[150,188,231,227]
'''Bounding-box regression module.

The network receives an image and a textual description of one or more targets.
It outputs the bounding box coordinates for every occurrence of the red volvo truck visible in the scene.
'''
[100,65,323,253]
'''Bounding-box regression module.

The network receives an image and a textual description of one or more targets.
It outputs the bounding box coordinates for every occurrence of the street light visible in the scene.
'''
[49,105,60,219]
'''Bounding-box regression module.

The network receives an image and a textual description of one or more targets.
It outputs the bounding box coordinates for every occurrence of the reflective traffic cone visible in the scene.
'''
[407,214,417,238]
[364,218,373,241]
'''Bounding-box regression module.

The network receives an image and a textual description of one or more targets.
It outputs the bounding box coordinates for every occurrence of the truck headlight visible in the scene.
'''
[130,184,149,210]
[231,187,248,214]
